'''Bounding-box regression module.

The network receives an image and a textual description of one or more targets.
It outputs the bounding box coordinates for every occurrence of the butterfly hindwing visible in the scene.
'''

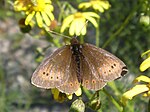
[57,56,80,94]
[81,54,106,90]
[31,45,72,89]
[82,43,127,82]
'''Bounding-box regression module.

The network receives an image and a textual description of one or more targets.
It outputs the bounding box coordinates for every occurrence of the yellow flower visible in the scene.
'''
[78,0,111,13]
[25,0,54,28]
[14,0,55,28]
[51,88,82,102]
[121,75,150,105]
[61,12,99,36]
[14,0,32,11]
[140,50,150,72]
[51,88,66,103]
[121,50,150,105]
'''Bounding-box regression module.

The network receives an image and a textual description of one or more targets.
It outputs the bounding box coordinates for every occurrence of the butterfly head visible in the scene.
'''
[70,38,80,45]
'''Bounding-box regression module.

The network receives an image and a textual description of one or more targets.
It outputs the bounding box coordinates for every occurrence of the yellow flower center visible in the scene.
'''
[74,12,83,18]
[32,0,45,11]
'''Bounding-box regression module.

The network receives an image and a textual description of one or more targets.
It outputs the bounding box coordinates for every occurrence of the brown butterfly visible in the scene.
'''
[31,38,128,94]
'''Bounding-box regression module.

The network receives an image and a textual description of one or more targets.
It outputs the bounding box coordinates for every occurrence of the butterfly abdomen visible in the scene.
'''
[71,44,83,83]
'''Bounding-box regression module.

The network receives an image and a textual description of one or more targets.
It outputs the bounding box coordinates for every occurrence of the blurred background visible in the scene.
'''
[0,0,149,112]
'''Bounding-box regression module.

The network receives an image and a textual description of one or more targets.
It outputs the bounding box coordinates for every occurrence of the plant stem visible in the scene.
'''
[102,89,123,112]
[102,3,141,48]
[108,81,121,96]
[80,35,84,44]
[56,0,65,23]
[96,19,100,47]
[0,59,6,112]
[83,87,93,99]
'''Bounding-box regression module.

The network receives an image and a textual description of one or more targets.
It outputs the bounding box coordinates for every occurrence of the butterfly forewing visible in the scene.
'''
[81,55,106,90]
[82,43,127,82]
[31,45,72,89]
[57,56,80,94]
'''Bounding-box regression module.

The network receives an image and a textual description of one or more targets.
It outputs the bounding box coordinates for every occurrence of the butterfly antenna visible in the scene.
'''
[49,30,72,39]
[75,20,89,39]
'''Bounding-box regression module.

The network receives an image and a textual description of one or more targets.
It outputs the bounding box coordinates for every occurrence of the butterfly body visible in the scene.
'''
[70,39,84,83]
[31,38,128,94]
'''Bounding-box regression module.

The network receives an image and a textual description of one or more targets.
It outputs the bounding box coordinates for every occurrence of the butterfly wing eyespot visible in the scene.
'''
[31,45,72,89]
[82,43,128,82]
[121,66,128,76]
[57,57,80,94]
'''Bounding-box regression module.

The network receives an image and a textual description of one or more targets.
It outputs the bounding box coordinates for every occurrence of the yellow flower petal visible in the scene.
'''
[61,15,74,33]
[41,11,51,26]
[51,88,60,100]
[75,18,86,36]
[140,56,150,71]
[83,15,99,28]
[83,12,100,18]
[78,0,110,13]
[75,19,80,36]
[25,11,35,25]
[141,50,150,57]
[44,26,50,31]
[78,2,91,9]
[81,26,86,35]
[143,90,150,97]
[93,4,104,12]
[45,10,54,21]
[124,85,149,99]
[98,1,110,10]
[67,94,73,100]
[75,87,82,96]
[36,12,43,27]
[121,85,149,105]
[51,88,67,102]
[78,18,86,35]
[79,19,86,35]
[69,19,77,36]
[45,4,54,11]
[133,75,150,83]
